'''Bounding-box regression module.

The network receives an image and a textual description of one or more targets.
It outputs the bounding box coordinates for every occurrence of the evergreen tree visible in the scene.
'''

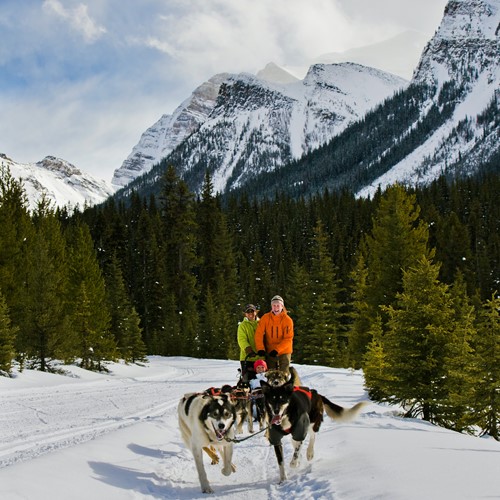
[0,167,32,329]
[301,220,344,366]
[352,184,435,371]
[160,166,199,355]
[362,315,394,401]
[66,222,116,370]
[346,253,371,368]
[105,254,147,363]
[17,200,69,371]
[0,290,17,376]
[364,184,434,314]
[440,273,477,432]
[472,295,500,439]
[369,257,459,423]
[197,172,240,359]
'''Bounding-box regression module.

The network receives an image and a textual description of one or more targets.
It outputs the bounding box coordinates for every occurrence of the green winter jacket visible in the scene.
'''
[237,317,259,361]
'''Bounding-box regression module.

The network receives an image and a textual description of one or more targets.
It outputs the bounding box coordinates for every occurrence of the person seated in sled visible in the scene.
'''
[249,359,268,390]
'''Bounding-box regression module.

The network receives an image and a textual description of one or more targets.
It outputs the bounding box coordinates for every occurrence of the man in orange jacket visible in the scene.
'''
[255,295,294,372]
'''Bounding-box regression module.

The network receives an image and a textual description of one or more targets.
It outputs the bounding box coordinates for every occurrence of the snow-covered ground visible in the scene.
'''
[1,356,499,499]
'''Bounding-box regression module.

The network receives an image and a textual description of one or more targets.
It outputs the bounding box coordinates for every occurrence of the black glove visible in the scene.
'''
[269,350,278,357]
[257,350,266,357]
[245,348,257,357]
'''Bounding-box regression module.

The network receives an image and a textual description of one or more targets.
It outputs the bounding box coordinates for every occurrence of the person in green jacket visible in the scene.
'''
[237,303,261,382]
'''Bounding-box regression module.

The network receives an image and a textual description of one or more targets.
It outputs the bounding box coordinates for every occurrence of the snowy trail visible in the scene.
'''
[0,358,221,469]
[1,356,499,500]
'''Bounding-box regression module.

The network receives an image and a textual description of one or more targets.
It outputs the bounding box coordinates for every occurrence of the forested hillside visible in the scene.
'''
[1,166,499,437]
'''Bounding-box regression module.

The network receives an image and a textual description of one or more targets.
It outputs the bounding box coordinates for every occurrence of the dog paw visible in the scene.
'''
[201,484,214,494]
[306,450,314,461]
[290,458,300,468]
[222,463,236,476]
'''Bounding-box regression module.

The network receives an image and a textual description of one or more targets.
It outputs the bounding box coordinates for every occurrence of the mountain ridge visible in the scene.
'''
[0,153,116,211]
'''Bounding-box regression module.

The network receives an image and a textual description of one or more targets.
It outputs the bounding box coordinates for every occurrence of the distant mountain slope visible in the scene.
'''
[228,0,500,200]
[114,0,498,203]
[357,0,499,197]
[115,62,406,199]
[1,153,116,210]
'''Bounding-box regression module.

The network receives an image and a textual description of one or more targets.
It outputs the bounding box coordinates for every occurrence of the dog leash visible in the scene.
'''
[224,425,270,443]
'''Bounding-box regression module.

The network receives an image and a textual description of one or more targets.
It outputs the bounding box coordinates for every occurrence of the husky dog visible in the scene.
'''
[231,379,253,433]
[266,365,303,387]
[178,391,237,493]
[261,377,367,483]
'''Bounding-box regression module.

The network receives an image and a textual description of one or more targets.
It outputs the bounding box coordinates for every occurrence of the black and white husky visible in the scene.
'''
[261,377,367,483]
[178,391,237,493]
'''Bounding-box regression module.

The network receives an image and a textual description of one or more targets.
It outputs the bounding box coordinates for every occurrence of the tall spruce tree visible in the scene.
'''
[0,290,17,376]
[350,184,434,369]
[105,254,146,363]
[160,166,199,355]
[367,257,460,423]
[66,222,116,370]
[364,184,434,314]
[472,295,500,439]
[17,199,69,371]
[0,167,32,332]
[300,220,344,366]
[197,172,240,359]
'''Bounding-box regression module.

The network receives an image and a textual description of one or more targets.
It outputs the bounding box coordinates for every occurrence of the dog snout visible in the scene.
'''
[217,422,226,430]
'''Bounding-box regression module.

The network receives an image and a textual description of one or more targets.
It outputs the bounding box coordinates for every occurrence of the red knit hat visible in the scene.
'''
[254,359,267,371]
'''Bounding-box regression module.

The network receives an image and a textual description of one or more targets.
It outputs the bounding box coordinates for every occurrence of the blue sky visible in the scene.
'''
[0,0,447,182]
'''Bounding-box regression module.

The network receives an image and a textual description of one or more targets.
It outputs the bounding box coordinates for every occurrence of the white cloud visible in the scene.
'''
[43,0,107,43]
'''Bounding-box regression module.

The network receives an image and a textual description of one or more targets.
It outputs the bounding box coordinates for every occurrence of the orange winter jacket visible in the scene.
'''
[254,309,294,355]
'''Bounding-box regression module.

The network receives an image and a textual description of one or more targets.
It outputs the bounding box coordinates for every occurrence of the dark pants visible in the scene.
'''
[266,353,291,372]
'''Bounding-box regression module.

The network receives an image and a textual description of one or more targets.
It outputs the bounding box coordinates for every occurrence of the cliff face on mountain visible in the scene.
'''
[115,62,406,196]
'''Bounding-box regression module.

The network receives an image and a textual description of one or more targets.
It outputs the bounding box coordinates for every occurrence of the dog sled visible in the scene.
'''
[238,352,257,383]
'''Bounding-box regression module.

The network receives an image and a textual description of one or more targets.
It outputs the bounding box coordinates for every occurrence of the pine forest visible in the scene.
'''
[1,165,499,439]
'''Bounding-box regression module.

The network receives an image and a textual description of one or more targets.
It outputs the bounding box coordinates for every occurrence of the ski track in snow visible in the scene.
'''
[0,360,220,469]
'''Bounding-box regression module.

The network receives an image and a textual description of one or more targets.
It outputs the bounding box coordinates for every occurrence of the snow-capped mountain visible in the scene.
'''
[115,62,406,195]
[357,0,499,197]
[114,0,498,202]
[112,73,230,187]
[0,153,116,211]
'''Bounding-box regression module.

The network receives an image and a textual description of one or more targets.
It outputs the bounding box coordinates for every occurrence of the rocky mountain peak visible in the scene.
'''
[413,0,499,85]
[35,156,82,177]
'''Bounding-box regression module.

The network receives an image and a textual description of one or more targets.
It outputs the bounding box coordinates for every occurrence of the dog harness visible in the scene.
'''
[294,386,312,399]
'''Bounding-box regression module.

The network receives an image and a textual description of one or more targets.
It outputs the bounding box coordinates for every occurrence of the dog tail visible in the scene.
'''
[321,395,368,423]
